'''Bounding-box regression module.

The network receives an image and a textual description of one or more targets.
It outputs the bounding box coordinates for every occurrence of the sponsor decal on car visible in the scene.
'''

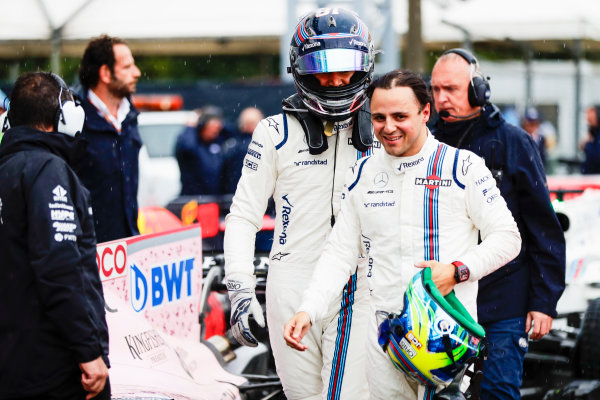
[130,257,196,312]
[97,242,128,281]
[124,328,167,361]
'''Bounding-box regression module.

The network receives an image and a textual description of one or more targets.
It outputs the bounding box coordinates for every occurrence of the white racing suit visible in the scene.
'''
[299,133,521,399]
[224,112,378,399]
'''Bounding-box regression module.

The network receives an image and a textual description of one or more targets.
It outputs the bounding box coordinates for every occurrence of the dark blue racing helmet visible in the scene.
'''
[288,7,375,121]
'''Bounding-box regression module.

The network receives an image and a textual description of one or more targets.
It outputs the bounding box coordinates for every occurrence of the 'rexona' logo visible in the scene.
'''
[415,175,452,190]
[279,195,293,245]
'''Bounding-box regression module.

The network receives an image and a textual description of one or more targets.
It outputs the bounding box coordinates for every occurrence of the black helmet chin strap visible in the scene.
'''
[282,93,373,155]
[434,338,488,400]
[442,333,456,365]
[433,363,469,400]
[351,98,373,152]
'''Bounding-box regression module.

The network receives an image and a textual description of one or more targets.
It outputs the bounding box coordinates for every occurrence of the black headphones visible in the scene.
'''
[2,73,85,136]
[442,48,490,107]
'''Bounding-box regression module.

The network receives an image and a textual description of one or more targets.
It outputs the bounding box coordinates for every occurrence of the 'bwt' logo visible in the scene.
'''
[130,257,195,312]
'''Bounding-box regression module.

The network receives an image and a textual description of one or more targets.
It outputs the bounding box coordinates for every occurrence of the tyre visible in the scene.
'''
[577,297,600,379]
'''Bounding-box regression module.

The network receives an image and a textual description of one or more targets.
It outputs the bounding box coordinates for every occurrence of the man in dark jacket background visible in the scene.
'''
[430,49,566,400]
[221,106,264,194]
[580,105,600,174]
[74,35,142,243]
[175,106,226,195]
[0,72,109,399]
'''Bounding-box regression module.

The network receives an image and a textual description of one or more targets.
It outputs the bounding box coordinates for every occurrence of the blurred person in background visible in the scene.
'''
[0,89,7,110]
[175,105,225,195]
[0,72,109,400]
[223,7,377,399]
[580,105,600,174]
[74,35,142,243]
[521,107,548,168]
[0,88,8,142]
[521,107,558,171]
[221,106,264,194]
[430,48,565,400]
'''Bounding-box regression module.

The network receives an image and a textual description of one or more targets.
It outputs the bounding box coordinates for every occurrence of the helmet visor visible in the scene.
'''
[296,48,371,75]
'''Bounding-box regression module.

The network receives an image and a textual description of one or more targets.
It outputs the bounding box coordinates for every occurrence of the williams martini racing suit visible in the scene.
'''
[298,133,521,399]
[224,112,378,399]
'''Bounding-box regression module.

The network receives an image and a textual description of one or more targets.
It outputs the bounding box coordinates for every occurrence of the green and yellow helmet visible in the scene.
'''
[377,268,486,387]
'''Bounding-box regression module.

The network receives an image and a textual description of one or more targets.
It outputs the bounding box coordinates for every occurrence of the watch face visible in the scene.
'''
[453,262,469,283]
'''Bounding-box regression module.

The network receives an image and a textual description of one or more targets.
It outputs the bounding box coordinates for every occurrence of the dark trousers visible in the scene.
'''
[5,376,111,400]
[480,317,528,400]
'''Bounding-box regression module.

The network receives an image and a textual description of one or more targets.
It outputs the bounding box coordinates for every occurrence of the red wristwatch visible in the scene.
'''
[452,261,470,283]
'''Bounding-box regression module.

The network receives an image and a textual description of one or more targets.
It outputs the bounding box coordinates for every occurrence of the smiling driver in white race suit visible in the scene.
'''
[224,7,379,400]
[284,70,521,400]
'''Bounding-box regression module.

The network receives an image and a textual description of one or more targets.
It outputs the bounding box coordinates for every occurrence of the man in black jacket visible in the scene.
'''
[581,105,600,174]
[430,49,566,400]
[0,72,109,399]
[74,35,142,243]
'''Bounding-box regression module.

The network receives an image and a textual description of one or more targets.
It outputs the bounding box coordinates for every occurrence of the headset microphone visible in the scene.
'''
[438,109,481,120]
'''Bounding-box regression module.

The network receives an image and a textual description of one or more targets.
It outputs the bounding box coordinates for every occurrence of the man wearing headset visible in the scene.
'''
[430,49,566,400]
[284,69,521,399]
[0,72,109,399]
[224,7,377,399]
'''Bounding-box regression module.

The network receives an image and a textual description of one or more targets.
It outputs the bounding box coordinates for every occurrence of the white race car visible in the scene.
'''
[98,224,281,400]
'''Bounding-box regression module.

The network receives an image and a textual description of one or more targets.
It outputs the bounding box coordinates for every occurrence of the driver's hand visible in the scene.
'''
[283,311,312,351]
[227,273,265,347]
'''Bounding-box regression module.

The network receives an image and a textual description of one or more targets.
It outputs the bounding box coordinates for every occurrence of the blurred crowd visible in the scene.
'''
[174,104,264,196]
[171,102,600,200]
[502,104,600,174]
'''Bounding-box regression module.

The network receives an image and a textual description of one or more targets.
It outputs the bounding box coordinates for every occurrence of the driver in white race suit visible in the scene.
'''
[224,7,378,400]
[284,70,521,399]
